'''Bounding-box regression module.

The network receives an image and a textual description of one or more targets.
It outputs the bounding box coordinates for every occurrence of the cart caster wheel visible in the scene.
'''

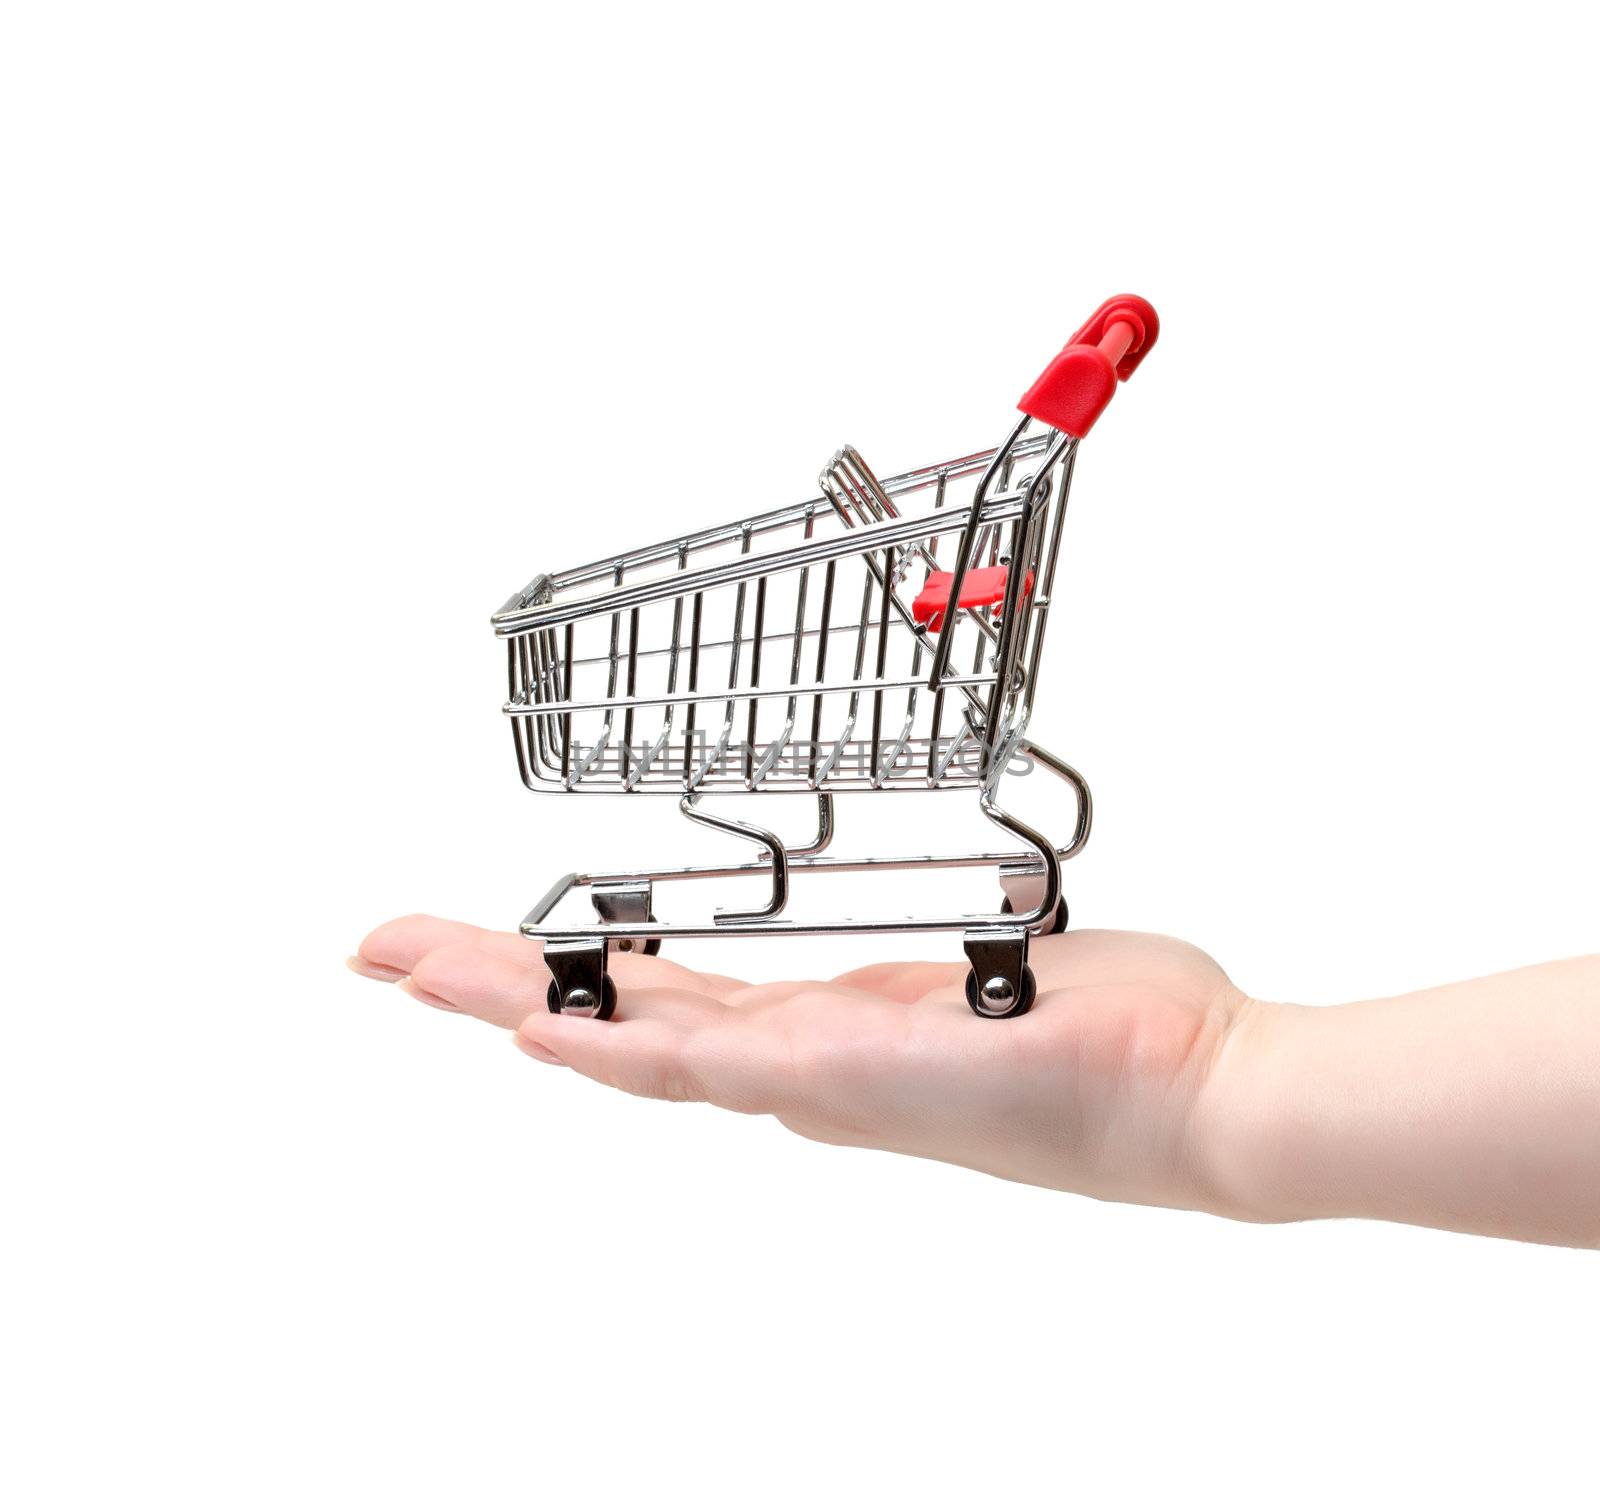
[612,924,661,958]
[547,974,618,1019]
[1001,895,1069,935]
[965,965,1036,1019]
[592,886,659,956]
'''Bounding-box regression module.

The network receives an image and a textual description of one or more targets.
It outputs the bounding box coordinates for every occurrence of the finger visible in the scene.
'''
[722,979,840,1009]
[356,929,547,993]
[516,1014,702,1100]
[355,914,524,979]
[353,913,751,1000]
[424,930,735,1000]
[347,956,410,983]
[408,941,731,1030]
[694,970,749,998]
[608,951,745,1002]
[516,1007,796,1114]
[826,959,966,1004]
[402,941,544,1028]
[719,974,950,1012]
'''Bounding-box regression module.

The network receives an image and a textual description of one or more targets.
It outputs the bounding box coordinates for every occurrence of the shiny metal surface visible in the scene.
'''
[490,407,1108,975]
[493,421,1076,797]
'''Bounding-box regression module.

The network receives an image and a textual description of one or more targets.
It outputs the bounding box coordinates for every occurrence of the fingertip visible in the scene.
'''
[513,1011,548,1048]
[356,914,488,977]
[514,1014,609,1078]
[514,1010,583,1056]
[396,976,464,1013]
[356,912,428,956]
[513,1032,566,1066]
[346,955,408,983]
[409,940,548,1029]
[828,959,964,1003]
[407,938,491,993]
[515,1011,703,1102]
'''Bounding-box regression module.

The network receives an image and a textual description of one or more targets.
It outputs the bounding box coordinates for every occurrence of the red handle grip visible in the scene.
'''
[1017,294,1159,439]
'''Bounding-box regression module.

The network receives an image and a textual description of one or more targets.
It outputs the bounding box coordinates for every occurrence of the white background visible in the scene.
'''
[4,3,1598,1502]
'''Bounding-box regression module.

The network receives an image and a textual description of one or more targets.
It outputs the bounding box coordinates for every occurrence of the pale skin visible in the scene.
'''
[350,918,1600,1248]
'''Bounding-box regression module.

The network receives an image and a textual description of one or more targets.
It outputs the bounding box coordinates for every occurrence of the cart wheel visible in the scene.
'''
[965,964,1037,1019]
[612,922,661,958]
[546,974,619,1019]
[1000,895,1070,935]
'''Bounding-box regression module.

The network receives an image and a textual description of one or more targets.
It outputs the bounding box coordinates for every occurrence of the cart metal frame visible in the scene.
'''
[489,296,1159,1017]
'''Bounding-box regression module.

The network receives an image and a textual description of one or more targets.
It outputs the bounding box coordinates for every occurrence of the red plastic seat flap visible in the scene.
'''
[911,565,1034,630]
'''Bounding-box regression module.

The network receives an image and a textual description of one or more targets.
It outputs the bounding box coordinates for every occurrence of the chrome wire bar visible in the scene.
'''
[493,294,1161,1016]
[521,739,1087,943]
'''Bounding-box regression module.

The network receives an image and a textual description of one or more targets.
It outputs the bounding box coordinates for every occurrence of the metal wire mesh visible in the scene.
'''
[493,426,1073,793]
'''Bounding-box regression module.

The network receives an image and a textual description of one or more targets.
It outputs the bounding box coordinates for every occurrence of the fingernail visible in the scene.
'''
[397,977,463,1013]
[515,1034,565,1066]
[347,956,409,983]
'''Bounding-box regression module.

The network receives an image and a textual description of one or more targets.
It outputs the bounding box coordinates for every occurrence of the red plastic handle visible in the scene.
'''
[1017,294,1159,439]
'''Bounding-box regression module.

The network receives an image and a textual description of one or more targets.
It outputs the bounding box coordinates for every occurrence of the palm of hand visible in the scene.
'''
[352,917,1246,1212]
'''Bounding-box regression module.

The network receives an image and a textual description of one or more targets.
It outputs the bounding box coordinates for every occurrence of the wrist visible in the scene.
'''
[1185,960,1600,1244]
[1190,994,1331,1225]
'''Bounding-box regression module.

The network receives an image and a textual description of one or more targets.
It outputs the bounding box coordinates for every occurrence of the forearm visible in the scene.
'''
[1202,957,1600,1246]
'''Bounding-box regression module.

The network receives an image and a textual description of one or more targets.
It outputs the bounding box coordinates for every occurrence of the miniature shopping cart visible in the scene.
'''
[491,295,1159,1019]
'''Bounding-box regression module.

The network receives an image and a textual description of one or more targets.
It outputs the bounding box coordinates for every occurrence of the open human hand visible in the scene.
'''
[352,916,1600,1245]
[349,916,1251,1217]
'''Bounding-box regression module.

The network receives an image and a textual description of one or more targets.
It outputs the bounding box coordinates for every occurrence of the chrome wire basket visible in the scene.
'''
[490,295,1159,1019]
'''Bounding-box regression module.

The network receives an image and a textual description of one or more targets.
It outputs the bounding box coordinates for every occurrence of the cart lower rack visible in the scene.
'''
[490,295,1159,1018]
